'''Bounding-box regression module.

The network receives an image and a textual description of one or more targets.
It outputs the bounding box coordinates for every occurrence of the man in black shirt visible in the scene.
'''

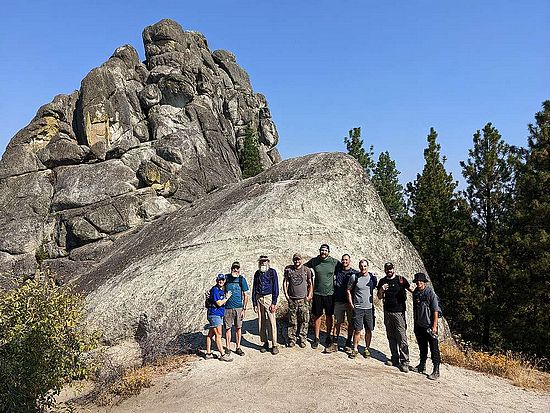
[377,262,414,372]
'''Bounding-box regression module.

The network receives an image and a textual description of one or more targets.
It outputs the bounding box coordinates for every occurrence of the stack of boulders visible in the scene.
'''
[0,19,280,282]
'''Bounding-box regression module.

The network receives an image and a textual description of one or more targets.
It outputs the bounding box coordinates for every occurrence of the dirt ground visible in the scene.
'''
[65,317,550,413]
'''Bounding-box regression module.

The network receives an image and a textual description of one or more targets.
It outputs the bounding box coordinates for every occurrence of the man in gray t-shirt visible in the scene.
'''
[347,259,377,358]
[283,253,313,347]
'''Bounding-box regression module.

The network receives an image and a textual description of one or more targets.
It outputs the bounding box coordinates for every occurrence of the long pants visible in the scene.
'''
[287,298,309,344]
[414,325,441,365]
[384,311,409,365]
[257,294,278,347]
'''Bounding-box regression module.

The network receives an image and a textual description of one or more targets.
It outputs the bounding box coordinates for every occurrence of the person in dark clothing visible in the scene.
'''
[377,262,414,372]
[411,272,441,380]
[252,255,279,354]
[332,254,356,352]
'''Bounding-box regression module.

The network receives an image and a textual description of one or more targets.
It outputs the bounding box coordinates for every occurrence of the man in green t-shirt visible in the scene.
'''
[305,244,340,349]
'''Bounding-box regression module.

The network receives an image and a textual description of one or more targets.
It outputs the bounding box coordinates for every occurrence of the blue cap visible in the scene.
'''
[216,273,226,281]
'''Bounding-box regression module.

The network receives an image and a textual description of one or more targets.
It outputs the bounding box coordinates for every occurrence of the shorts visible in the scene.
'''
[353,308,374,331]
[207,315,223,328]
[223,307,243,329]
[312,294,334,317]
[334,301,353,324]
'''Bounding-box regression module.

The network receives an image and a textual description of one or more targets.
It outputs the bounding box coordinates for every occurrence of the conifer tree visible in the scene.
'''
[406,128,474,334]
[344,127,375,177]
[506,101,550,359]
[371,151,406,228]
[240,127,264,178]
[460,123,518,348]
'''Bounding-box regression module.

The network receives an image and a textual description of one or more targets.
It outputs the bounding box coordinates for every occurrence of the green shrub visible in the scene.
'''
[0,272,98,412]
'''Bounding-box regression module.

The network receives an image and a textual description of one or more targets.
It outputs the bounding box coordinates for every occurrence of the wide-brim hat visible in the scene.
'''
[413,272,428,283]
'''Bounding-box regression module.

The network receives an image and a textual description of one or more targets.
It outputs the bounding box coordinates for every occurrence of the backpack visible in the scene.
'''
[204,287,217,309]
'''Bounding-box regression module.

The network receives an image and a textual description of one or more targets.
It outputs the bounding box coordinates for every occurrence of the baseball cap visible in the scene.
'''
[292,253,302,260]
[258,255,269,262]
[319,244,330,252]
[231,261,240,270]
[384,262,394,270]
[216,273,226,281]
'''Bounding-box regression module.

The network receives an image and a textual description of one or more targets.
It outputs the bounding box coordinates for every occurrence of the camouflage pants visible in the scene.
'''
[287,298,309,344]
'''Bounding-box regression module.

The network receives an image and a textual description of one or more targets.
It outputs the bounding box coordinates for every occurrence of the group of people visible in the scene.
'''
[204,244,441,380]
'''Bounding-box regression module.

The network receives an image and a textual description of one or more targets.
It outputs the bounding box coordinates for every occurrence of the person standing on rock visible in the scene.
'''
[347,259,378,359]
[224,261,250,357]
[283,253,313,348]
[205,273,233,362]
[332,254,356,352]
[252,255,280,355]
[377,262,414,372]
[305,244,340,350]
[411,272,441,380]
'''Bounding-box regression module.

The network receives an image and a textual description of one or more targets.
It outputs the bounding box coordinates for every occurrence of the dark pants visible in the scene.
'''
[414,325,441,365]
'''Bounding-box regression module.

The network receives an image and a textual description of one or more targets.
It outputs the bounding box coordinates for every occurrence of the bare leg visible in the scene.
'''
[214,325,224,356]
[326,316,333,340]
[314,315,322,339]
[236,327,242,349]
[365,330,372,349]
[206,329,215,353]
[225,327,232,351]
[353,329,361,351]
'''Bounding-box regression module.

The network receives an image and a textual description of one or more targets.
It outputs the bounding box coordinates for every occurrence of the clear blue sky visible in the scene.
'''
[1,0,548,186]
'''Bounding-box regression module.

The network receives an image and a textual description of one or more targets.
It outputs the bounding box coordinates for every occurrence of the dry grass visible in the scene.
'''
[440,342,550,391]
[92,354,197,405]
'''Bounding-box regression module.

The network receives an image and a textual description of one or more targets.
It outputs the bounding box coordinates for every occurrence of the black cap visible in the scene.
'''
[319,244,330,252]
[258,255,269,262]
[413,272,429,283]
[384,262,394,270]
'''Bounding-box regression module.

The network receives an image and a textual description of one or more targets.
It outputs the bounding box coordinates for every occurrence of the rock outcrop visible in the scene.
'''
[77,153,425,344]
[0,19,280,281]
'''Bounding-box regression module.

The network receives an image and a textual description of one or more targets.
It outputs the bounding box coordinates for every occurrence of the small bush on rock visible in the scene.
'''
[0,272,98,412]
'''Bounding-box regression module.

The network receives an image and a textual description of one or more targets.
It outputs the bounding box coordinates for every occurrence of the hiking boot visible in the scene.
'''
[331,343,338,353]
[260,342,269,353]
[298,341,307,348]
[411,361,426,374]
[427,364,440,380]
[219,353,233,362]
[225,348,231,356]
[235,347,245,356]
[288,341,296,348]
[363,348,371,358]
[348,349,358,359]
[204,352,214,360]
[385,358,399,367]
[399,363,409,373]
[272,346,279,355]
[324,336,332,347]
[312,338,320,349]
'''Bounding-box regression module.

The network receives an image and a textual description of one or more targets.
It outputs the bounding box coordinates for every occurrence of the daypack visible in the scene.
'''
[226,274,244,293]
[204,287,220,309]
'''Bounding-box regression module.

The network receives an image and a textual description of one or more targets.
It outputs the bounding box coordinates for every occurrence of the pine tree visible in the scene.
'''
[405,128,475,335]
[371,151,407,228]
[240,127,264,178]
[506,101,550,360]
[344,127,375,177]
[460,122,518,348]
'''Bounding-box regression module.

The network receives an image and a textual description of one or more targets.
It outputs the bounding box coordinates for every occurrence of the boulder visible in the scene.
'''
[78,153,425,344]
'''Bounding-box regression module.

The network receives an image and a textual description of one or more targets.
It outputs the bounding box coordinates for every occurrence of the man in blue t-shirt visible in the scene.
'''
[224,261,250,356]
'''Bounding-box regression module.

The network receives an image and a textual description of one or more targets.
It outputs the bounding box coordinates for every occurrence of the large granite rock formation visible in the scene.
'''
[0,19,280,281]
[78,153,426,345]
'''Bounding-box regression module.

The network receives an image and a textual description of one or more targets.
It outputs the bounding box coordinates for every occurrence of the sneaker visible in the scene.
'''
[204,352,214,359]
[348,349,358,359]
[298,341,307,348]
[399,363,409,373]
[385,359,399,367]
[272,346,279,355]
[219,353,233,362]
[235,347,245,356]
[225,348,231,355]
[312,338,320,349]
[260,342,269,353]
[288,341,296,348]
[331,343,338,353]
[363,348,371,358]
